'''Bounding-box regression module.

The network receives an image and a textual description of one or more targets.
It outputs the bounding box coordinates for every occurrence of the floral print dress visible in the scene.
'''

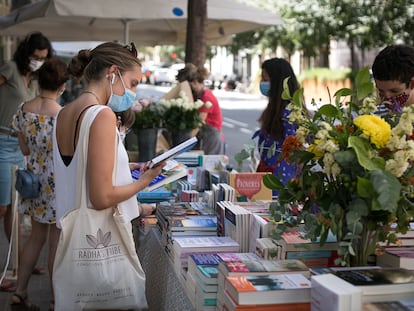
[12,106,56,224]
[253,108,298,195]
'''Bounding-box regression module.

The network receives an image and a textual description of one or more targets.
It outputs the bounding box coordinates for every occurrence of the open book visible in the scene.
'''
[133,159,188,192]
[148,136,198,169]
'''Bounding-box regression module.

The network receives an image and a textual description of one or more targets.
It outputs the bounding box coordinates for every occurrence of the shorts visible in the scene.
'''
[0,133,24,206]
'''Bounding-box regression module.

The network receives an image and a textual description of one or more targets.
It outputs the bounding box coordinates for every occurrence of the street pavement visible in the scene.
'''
[0,217,52,311]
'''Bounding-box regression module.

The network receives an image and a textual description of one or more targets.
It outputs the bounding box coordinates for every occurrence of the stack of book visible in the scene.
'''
[173,151,203,167]
[332,267,414,303]
[311,266,414,305]
[255,237,280,260]
[170,236,240,283]
[220,273,311,311]
[387,222,414,246]
[136,185,174,203]
[376,246,414,270]
[311,273,363,311]
[155,201,217,248]
[217,201,251,252]
[216,257,310,311]
[186,252,261,311]
[274,230,339,268]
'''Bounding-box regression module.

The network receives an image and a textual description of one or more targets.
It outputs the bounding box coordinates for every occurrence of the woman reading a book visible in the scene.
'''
[52,42,163,308]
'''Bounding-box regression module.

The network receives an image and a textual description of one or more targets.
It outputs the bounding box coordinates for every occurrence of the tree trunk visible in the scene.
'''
[185,0,207,67]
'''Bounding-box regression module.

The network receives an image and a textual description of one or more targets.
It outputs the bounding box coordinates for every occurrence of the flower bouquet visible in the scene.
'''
[131,99,165,131]
[159,82,206,132]
[263,67,414,266]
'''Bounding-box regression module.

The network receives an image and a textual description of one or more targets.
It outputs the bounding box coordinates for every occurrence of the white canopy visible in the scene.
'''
[0,0,283,45]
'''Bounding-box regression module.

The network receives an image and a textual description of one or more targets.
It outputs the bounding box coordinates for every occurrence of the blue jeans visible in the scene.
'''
[0,133,24,206]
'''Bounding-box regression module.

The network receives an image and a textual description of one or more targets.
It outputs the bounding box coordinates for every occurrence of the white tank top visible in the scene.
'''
[53,105,139,229]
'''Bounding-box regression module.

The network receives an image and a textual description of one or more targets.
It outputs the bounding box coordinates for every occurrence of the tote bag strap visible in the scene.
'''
[75,105,111,211]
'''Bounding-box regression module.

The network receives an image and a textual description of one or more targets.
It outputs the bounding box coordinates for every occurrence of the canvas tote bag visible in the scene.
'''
[53,106,147,311]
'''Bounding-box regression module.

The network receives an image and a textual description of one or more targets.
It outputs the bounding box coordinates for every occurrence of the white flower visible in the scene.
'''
[203,101,212,109]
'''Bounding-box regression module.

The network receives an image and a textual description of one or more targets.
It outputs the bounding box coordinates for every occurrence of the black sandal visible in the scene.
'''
[10,293,40,311]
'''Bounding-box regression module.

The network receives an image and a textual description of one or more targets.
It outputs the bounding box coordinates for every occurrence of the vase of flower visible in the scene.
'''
[171,129,193,146]
[136,128,158,162]
[261,67,414,267]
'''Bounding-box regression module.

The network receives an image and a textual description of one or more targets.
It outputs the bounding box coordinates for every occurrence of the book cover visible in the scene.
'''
[219,289,310,311]
[133,160,188,191]
[168,215,217,231]
[333,267,414,300]
[149,136,198,168]
[311,273,362,311]
[219,259,310,278]
[224,273,311,305]
[376,247,414,270]
[229,173,272,202]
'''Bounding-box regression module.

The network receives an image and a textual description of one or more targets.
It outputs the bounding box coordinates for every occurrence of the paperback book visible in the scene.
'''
[376,246,414,270]
[229,173,272,202]
[333,267,414,302]
[133,159,188,191]
[311,273,362,311]
[224,273,311,305]
[148,136,198,168]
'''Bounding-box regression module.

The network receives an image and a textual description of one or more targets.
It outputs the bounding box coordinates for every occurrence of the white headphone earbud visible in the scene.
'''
[111,73,116,84]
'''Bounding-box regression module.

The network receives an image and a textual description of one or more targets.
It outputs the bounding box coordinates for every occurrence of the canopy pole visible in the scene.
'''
[123,20,130,44]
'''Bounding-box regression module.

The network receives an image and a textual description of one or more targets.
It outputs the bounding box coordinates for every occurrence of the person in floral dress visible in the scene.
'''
[10,58,68,311]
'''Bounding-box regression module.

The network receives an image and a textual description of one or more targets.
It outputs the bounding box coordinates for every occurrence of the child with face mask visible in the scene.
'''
[372,44,414,116]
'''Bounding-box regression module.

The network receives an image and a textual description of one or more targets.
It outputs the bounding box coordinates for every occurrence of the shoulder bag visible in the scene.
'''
[15,168,40,199]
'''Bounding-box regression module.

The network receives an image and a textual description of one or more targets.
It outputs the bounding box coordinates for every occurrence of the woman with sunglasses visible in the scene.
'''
[52,42,164,310]
[0,31,52,293]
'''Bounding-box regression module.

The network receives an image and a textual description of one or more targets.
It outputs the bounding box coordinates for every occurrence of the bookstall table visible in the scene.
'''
[134,226,195,311]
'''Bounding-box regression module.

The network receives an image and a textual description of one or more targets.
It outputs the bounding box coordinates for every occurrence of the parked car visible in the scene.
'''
[152,63,184,85]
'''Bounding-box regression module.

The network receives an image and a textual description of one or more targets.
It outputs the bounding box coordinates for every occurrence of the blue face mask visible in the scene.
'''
[107,72,136,112]
[259,81,270,96]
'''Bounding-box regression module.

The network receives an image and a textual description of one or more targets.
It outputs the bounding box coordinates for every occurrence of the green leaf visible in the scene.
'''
[355,67,371,86]
[263,174,284,190]
[370,170,401,212]
[318,104,339,118]
[234,149,250,162]
[356,177,374,199]
[333,88,353,97]
[348,136,385,170]
[292,88,304,107]
[355,67,374,100]
[357,82,374,100]
[281,77,292,100]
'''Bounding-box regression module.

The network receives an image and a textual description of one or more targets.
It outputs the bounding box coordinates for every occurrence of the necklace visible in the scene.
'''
[83,90,101,104]
[39,95,56,101]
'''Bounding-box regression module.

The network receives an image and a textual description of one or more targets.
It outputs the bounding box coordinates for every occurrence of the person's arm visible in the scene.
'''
[87,108,164,210]
[16,132,30,156]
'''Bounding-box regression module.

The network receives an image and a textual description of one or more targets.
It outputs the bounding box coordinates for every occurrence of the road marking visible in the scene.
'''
[240,128,253,135]
[222,121,235,128]
[223,117,248,127]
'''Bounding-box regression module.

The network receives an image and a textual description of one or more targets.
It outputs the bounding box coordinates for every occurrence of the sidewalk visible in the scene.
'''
[0,216,52,311]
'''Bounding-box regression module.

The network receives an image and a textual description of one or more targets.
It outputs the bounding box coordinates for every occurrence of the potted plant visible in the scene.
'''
[263,67,414,266]
[131,100,165,161]
[159,90,207,146]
